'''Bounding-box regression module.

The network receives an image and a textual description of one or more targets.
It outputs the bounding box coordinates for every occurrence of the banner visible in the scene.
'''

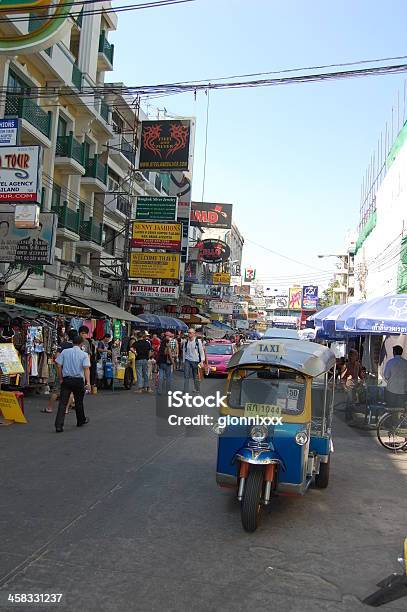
[138,120,191,171]
[0,145,42,202]
[0,212,57,264]
[190,202,232,229]
[302,285,319,310]
[129,252,180,280]
[244,267,256,282]
[129,284,180,299]
[289,287,302,310]
[130,221,181,250]
[135,196,177,221]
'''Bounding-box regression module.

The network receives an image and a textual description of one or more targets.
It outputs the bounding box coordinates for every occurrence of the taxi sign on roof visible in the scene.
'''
[254,342,287,355]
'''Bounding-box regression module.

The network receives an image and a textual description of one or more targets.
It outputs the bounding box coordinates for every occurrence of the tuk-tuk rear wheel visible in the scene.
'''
[315,455,330,489]
[241,466,264,532]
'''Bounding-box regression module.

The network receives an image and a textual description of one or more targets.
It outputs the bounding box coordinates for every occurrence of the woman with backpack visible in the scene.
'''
[156,337,175,395]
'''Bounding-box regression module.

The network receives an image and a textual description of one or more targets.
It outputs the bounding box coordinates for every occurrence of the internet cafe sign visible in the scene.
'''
[129,284,180,299]
[0,0,74,54]
[0,146,42,202]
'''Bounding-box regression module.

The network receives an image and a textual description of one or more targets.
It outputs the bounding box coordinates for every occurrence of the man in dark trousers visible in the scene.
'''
[55,335,91,432]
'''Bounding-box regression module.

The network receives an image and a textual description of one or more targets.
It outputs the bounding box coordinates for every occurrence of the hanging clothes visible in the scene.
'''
[31,352,39,376]
[95,319,106,340]
[70,318,83,332]
[83,319,95,338]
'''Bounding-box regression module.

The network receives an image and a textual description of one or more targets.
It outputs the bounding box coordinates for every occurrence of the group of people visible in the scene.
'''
[127,328,206,395]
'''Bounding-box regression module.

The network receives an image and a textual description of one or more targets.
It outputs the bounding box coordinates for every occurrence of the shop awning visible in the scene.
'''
[0,301,57,319]
[67,296,144,323]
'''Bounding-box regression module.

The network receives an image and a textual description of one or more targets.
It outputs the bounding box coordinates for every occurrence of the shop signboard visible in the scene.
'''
[130,221,181,250]
[0,119,18,146]
[190,202,232,229]
[289,287,302,310]
[0,211,56,264]
[244,267,256,282]
[190,284,212,296]
[138,120,191,171]
[129,252,180,280]
[209,301,234,315]
[129,284,180,299]
[212,272,231,285]
[196,239,230,263]
[134,196,177,221]
[302,285,319,310]
[0,145,42,202]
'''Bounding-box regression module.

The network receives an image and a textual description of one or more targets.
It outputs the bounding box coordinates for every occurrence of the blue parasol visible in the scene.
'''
[344,294,407,334]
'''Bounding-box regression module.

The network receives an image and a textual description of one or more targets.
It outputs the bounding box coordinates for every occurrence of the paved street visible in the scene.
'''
[1,376,407,611]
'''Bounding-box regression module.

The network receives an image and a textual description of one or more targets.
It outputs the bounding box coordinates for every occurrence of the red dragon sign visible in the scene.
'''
[139,120,191,171]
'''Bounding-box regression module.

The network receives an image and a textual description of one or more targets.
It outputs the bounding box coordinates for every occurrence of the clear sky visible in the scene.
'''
[110,0,407,291]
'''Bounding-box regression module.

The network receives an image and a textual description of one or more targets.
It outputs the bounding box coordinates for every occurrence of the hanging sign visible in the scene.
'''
[128,284,180,299]
[0,211,57,264]
[0,145,42,202]
[135,196,178,221]
[138,120,191,171]
[190,202,233,229]
[129,252,180,280]
[196,239,230,263]
[130,221,181,250]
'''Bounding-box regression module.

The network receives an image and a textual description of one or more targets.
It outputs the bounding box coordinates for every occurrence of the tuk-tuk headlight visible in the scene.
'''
[250,425,268,442]
[295,431,309,446]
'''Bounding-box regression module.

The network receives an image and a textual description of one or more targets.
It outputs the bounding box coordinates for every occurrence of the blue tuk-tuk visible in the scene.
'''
[216,330,336,531]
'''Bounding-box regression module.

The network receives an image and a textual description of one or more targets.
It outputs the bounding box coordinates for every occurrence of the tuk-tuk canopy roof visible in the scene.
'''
[227,338,336,377]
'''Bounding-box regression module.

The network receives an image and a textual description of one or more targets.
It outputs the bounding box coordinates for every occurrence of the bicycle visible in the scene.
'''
[377,406,407,451]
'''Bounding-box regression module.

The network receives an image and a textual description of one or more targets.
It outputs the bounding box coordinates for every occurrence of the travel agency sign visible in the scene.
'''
[0,0,74,54]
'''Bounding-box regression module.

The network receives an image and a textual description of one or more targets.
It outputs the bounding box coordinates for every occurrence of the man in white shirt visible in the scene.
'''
[383,345,407,408]
[183,328,205,393]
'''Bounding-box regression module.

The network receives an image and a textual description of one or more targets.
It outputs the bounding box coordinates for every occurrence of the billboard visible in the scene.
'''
[130,221,181,251]
[244,267,256,282]
[0,212,57,264]
[129,284,179,299]
[190,202,232,229]
[138,120,191,171]
[209,301,234,315]
[302,285,319,310]
[0,145,42,202]
[289,287,302,310]
[129,252,180,280]
[134,196,177,221]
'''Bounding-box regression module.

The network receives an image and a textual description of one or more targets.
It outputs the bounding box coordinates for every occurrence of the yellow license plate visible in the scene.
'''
[244,403,282,418]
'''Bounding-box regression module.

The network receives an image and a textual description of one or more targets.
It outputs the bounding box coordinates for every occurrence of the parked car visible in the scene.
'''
[205,340,235,376]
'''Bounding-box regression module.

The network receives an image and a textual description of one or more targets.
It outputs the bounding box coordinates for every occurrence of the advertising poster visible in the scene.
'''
[130,221,181,250]
[289,287,302,310]
[0,145,42,202]
[0,212,57,264]
[129,252,180,280]
[190,202,232,229]
[135,196,177,221]
[302,285,319,310]
[138,120,191,171]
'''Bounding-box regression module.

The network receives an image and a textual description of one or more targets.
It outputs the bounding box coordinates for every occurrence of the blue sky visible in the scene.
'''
[110,0,407,290]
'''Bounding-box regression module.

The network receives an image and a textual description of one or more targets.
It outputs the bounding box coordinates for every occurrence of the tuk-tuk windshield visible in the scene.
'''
[228,367,306,415]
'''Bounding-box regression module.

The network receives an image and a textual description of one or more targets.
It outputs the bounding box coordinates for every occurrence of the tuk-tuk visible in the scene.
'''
[216,331,336,532]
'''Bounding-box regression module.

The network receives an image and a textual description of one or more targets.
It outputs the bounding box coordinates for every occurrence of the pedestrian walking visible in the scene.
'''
[54,335,91,433]
[157,337,175,395]
[183,328,205,393]
[43,330,76,414]
[134,331,153,393]
[383,345,407,408]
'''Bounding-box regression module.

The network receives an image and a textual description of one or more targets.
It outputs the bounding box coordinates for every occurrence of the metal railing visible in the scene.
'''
[117,195,132,217]
[51,201,81,234]
[72,63,83,90]
[5,96,52,138]
[121,138,136,164]
[84,157,108,184]
[98,31,114,65]
[56,134,85,166]
[100,100,110,123]
[79,219,103,244]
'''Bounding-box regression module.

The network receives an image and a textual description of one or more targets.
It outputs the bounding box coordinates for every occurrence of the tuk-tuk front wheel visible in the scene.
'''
[241,466,264,532]
[315,455,330,489]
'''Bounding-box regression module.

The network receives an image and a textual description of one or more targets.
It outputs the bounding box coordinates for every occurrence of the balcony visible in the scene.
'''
[100,100,110,123]
[81,156,108,191]
[54,134,85,175]
[109,132,136,167]
[5,95,52,142]
[98,31,114,70]
[51,202,81,239]
[77,218,103,250]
